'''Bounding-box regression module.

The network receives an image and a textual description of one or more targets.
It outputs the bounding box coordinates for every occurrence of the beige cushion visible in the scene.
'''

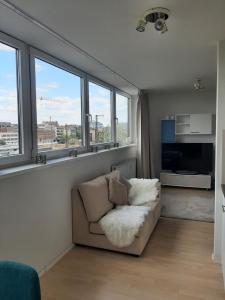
[79,175,113,222]
[109,178,129,205]
[120,176,132,193]
[89,222,105,235]
[105,170,120,183]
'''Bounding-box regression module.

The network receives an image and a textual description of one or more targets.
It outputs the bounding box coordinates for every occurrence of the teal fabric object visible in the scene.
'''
[0,261,41,300]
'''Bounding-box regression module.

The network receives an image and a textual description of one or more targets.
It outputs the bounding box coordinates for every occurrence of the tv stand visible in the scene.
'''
[160,172,211,189]
[175,170,198,175]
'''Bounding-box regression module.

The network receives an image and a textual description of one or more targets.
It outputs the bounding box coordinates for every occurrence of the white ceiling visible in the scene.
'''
[0,0,225,94]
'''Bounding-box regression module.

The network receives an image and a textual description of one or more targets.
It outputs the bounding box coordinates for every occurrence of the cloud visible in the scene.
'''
[37,95,82,124]
[89,96,110,106]
[0,89,18,123]
[37,106,81,125]
[46,82,59,89]
[37,96,80,106]
[0,89,17,102]
[0,104,17,113]
[4,74,16,79]
[0,43,14,52]
[36,82,59,94]
[88,95,111,125]
[35,63,43,73]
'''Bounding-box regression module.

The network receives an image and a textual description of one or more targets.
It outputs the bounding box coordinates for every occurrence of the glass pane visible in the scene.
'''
[116,93,130,145]
[89,82,111,144]
[35,58,82,152]
[0,42,20,157]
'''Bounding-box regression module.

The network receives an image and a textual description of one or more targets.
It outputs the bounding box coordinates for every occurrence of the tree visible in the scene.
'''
[0,139,6,146]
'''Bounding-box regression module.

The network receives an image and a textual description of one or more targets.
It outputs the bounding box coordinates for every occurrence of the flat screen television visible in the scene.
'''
[161,143,213,174]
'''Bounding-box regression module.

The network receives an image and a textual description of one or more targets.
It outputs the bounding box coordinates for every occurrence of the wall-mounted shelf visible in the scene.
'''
[175,114,212,135]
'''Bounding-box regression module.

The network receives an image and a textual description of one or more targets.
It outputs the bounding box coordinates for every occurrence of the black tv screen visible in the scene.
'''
[162,143,213,174]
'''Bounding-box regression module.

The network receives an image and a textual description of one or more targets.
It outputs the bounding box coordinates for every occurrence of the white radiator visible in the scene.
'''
[111,159,137,179]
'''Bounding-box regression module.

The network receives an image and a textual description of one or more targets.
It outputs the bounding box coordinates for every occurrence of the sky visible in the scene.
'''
[0,42,128,127]
[0,43,18,124]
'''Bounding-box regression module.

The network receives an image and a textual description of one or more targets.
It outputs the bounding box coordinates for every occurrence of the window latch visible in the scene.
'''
[86,114,92,123]
[90,145,98,152]
[104,144,111,150]
[34,154,47,164]
[222,205,225,213]
[69,149,78,157]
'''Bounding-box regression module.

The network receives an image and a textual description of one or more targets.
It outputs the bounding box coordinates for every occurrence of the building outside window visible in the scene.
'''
[34,58,82,152]
[116,93,130,145]
[88,81,112,144]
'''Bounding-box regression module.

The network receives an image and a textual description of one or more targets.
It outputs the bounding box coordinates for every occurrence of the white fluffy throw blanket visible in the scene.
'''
[128,178,159,206]
[100,205,150,248]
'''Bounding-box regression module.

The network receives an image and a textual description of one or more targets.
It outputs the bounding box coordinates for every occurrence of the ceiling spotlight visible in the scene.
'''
[136,7,170,34]
[194,78,205,90]
[154,18,168,33]
[136,19,147,32]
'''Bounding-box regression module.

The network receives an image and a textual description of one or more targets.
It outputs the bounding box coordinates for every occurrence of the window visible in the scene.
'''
[116,93,130,145]
[34,58,83,153]
[0,42,20,158]
[88,81,112,144]
[0,31,133,169]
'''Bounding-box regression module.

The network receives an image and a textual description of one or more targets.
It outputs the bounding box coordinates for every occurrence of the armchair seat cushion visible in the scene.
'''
[89,200,161,238]
[89,221,105,235]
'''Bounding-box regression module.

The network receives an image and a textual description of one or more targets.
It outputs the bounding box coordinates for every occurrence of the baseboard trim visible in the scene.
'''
[38,244,74,277]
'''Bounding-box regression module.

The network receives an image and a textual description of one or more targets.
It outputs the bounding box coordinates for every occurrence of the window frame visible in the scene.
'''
[30,48,87,160]
[115,90,132,144]
[0,32,32,169]
[87,75,114,148]
[0,31,133,169]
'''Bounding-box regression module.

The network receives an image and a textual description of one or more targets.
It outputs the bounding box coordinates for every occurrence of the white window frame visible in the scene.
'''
[87,76,114,148]
[30,48,86,160]
[0,32,32,169]
[115,90,132,144]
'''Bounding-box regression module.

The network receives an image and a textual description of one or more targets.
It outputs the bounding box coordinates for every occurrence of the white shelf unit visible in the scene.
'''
[160,172,211,189]
[175,114,191,135]
[175,114,212,135]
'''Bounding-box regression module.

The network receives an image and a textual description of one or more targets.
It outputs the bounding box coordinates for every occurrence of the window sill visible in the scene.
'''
[0,144,136,180]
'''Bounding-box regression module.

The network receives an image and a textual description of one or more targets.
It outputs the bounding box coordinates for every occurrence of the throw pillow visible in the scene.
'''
[109,178,129,205]
[120,176,132,195]
[79,175,113,222]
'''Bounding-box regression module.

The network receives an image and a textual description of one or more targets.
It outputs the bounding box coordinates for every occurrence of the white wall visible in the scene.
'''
[214,41,225,270]
[148,90,216,178]
[0,146,136,273]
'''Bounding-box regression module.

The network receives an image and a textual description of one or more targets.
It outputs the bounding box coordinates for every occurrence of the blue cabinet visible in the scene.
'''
[161,120,175,143]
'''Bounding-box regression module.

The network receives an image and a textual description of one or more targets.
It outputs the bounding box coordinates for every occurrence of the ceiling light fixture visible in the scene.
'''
[136,19,147,32]
[194,78,205,90]
[136,7,170,34]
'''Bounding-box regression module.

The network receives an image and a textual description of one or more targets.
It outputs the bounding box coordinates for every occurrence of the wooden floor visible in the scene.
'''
[41,218,225,300]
